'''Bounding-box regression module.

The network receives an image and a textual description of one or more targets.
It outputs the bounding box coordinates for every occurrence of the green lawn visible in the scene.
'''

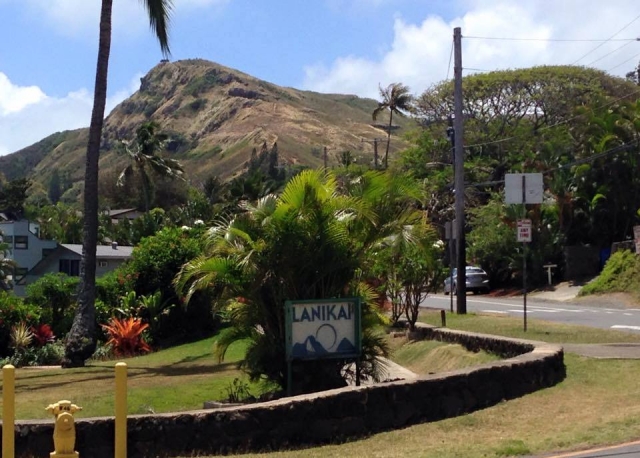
[5,312,640,458]
[1,337,259,420]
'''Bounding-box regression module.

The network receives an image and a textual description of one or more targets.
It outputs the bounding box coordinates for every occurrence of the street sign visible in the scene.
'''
[517,219,532,242]
[505,173,543,204]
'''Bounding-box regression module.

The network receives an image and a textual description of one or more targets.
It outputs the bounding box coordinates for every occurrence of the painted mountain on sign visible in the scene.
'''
[291,335,356,359]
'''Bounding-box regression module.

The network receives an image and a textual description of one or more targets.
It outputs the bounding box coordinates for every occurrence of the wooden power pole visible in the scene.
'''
[453,26,467,315]
[362,138,382,169]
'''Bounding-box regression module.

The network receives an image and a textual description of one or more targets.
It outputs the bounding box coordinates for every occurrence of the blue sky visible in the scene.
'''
[1,0,639,156]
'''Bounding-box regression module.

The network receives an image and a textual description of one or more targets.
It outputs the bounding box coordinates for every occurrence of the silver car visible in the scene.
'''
[443,266,490,295]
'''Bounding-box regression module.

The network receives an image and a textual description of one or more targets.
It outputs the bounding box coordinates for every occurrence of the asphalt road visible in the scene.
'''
[421,294,640,334]
[534,440,640,457]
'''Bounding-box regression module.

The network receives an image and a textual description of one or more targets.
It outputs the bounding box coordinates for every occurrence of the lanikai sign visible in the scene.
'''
[285,298,362,361]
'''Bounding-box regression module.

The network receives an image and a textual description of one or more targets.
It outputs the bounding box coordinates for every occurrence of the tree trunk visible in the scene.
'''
[63,0,113,367]
[384,111,393,168]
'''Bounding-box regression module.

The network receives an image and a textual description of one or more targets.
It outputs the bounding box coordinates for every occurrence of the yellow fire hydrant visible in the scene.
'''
[45,400,82,458]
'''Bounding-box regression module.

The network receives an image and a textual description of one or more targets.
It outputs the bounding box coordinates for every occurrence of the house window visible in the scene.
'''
[42,248,55,258]
[1,235,13,245]
[98,261,108,268]
[59,259,80,277]
[14,236,28,249]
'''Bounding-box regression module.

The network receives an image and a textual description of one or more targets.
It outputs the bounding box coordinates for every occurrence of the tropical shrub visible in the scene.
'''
[370,222,445,329]
[101,317,151,357]
[176,169,423,394]
[0,292,41,356]
[31,323,55,347]
[25,273,79,337]
[118,226,216,344]
[580,249,640,297]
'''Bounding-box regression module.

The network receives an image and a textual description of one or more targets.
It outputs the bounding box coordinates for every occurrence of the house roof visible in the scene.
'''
[107,208,139,217]
[61,244,134,259]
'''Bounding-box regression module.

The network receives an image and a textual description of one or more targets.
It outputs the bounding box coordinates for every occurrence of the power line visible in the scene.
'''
[445,39,454,81]
[463,139,640,189]
[608,51,640,72]
[464,36,639,42]
[585,40,634,67]
[463,87,640,150]
[571,13,640,64]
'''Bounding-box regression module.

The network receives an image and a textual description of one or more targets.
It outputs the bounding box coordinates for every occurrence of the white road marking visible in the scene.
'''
[611,325,640,331]
[624,313,633,316]
[481,310,508,314]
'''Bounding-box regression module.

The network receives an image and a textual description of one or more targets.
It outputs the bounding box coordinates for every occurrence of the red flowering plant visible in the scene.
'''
[30,324,56,347]
[101,317,152,357]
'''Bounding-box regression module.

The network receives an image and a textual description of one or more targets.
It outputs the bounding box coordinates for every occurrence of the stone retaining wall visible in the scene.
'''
[7,324,565,457]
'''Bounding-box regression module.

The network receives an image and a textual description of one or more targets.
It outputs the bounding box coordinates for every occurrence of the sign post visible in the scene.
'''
[506,173,542,332]
[517,219,532,331]
[285,298,362,396]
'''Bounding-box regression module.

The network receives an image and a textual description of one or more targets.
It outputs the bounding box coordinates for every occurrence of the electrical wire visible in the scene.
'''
[463,87,640,150]
[445,39,454,81]
[608,51,640,72]
[585,40,634,67]
[571,13,640,64]
[462,139,640,189]
[464,36,638,42]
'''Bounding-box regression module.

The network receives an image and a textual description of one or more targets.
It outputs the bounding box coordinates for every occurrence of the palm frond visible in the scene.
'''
[141,0,173,57]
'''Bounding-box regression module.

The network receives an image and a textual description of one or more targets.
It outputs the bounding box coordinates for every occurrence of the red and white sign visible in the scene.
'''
[517,219,532,243]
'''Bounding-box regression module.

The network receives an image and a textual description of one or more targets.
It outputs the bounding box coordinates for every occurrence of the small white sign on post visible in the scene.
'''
[505,173,543,204]
[517,219,532,243]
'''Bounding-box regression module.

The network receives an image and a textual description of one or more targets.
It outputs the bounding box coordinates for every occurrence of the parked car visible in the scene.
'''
[443,266,490,295]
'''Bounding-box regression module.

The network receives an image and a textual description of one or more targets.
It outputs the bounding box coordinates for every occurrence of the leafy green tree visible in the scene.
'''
[175,169,423,394]
[373,83,414,168]
[0,233,17,291]
[117,121,185,211]
[0,178,31,218]
[370,222,444,329]
[48,170,62,204]
[26,273,80,337]
[117,226,214,343]
[65,0,173,367]
[36,203,83,243]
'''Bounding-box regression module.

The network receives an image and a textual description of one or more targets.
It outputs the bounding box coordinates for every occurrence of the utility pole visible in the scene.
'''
[361,138,382,169]
[453,26,467,314]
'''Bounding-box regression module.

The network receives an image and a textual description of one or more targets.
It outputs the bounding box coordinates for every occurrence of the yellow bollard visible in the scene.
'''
[115,362,127,458]
[2,364,15,458]
[45,400,82,457]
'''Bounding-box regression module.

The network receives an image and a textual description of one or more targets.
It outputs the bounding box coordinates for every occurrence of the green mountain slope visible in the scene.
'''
[0,59,410,198]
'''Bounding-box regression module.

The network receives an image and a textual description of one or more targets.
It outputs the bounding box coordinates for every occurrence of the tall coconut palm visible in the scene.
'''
[117,121,184,211]
[64,0,173,367]
[372,83,413,169]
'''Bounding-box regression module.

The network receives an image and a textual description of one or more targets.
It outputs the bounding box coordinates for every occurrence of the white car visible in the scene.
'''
[443,266,490,295]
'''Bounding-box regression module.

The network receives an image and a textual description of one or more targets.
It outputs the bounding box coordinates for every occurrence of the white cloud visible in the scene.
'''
[0,73,46,115]
[303,0,640,98]
[0,73,141,156]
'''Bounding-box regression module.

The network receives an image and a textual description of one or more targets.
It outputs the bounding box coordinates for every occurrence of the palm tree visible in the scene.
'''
[117,121,184,211]
[175,169,425,394]
[64,0,173,367]
[372,83,413,169]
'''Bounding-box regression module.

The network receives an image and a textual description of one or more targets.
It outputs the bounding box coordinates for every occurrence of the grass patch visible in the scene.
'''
[0,337,265,420]
[389,337,499,374]
[201,314,640,458]
[419,309,640,344]
[580,250,640,300]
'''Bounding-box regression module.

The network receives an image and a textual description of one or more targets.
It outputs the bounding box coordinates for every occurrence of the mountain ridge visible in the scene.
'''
[0,59,410,201]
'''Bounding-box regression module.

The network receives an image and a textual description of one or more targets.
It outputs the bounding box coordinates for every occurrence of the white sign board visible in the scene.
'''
[517,219,532,242]
[286,299,361,361]
[505,173,544,204]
